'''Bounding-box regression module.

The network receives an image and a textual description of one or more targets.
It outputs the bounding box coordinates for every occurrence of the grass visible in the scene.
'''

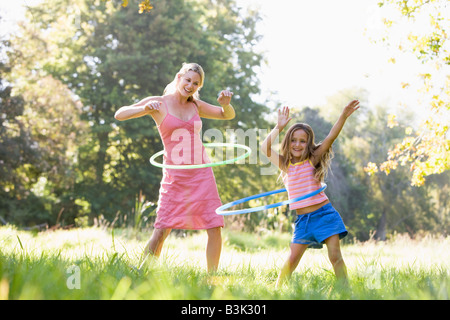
[0,226,448,300]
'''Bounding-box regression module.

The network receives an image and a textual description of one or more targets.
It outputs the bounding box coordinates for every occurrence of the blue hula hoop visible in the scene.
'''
[215,183,327,216]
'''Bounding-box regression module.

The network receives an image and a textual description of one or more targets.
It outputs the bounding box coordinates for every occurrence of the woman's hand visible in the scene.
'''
[217,90,233,106]
[144,101,161,113]
[277,106,292,130]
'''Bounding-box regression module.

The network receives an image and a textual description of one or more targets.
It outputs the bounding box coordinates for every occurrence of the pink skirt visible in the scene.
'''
[154,167,224,230]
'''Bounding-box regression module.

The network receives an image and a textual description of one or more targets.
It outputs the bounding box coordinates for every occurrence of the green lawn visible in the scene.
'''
[0,226,448,300]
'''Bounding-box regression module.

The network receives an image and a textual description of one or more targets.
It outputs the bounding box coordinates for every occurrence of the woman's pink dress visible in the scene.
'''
[154,105,224,230]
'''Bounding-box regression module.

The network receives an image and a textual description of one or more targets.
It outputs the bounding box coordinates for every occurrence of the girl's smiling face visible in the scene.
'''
[290,129,308,162]
[177,70,201,98]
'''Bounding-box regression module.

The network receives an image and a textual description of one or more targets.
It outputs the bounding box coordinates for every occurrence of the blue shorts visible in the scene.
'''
[292,203,348,249]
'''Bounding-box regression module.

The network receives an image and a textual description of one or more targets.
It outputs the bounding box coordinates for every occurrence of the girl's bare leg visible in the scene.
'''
[324,234,348,284]
[276,243,308,288]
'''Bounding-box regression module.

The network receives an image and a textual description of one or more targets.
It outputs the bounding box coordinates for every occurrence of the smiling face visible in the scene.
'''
[176,70,202,99]
[280,123,317,171]
[290,129,309,162]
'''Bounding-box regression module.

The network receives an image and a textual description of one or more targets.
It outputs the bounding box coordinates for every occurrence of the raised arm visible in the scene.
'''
[196,90,235,120]
[114,96,162,121]
[312,99,360,165]
[261,106,292,170]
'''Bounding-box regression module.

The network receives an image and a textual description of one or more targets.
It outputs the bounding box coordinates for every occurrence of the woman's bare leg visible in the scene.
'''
[139,228,171,269]
[206,227,222,273]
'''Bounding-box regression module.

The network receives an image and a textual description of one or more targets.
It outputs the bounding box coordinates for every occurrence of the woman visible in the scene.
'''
[115,63,235,272]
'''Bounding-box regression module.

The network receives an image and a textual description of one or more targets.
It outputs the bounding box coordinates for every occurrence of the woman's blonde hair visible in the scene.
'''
[163,62,205,102]
[279,123,333,182]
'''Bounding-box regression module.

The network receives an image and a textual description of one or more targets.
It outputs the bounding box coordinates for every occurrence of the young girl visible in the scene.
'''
[115,63,235,272]
[261,100,360,287]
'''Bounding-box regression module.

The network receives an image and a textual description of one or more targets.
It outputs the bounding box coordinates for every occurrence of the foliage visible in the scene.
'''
[103,0,155,14]
[3,0,268,226]
[305,88,448,240]
[1,34,86,225]
[365,0,450,186]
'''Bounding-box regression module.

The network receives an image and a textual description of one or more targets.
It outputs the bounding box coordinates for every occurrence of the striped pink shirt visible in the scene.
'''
[283,160,328,210]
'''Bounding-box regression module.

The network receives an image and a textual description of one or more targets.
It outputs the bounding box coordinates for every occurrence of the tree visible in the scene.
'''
[0,44,40,225]
[1,27,85,225]
[104,0,155,14]
[315,88,445,240]
[365,0,449,186]
[8,0,268,225]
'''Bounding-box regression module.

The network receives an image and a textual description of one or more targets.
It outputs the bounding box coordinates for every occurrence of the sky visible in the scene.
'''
[0,0,432,114]
[237,0,424,110]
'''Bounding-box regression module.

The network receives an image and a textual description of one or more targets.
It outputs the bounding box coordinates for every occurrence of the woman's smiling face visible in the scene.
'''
[177,70,201,98]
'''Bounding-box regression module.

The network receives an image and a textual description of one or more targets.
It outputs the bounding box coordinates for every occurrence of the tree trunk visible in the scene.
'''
[375,211,387,241]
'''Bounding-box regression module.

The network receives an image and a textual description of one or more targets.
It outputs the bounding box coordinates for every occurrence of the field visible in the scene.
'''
[0,226,448,300]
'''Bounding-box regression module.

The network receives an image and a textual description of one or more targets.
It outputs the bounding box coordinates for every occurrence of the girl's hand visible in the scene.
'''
[217,90,233,106]
[342,100,360,119]
[144,101,161,113]
[277,106,292,129]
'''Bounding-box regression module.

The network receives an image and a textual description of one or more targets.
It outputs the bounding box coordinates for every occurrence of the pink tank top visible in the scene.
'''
[157,102,209,166]
[283,160,328,210]
[154,101,224,230]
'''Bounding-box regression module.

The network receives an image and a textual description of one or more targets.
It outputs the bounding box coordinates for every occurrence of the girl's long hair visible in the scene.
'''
[279,123,334,182]
[163,62,205,102]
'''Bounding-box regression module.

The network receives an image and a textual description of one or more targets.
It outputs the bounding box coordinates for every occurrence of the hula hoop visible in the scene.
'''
[149,142,251,169]
[216,183,327,216]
